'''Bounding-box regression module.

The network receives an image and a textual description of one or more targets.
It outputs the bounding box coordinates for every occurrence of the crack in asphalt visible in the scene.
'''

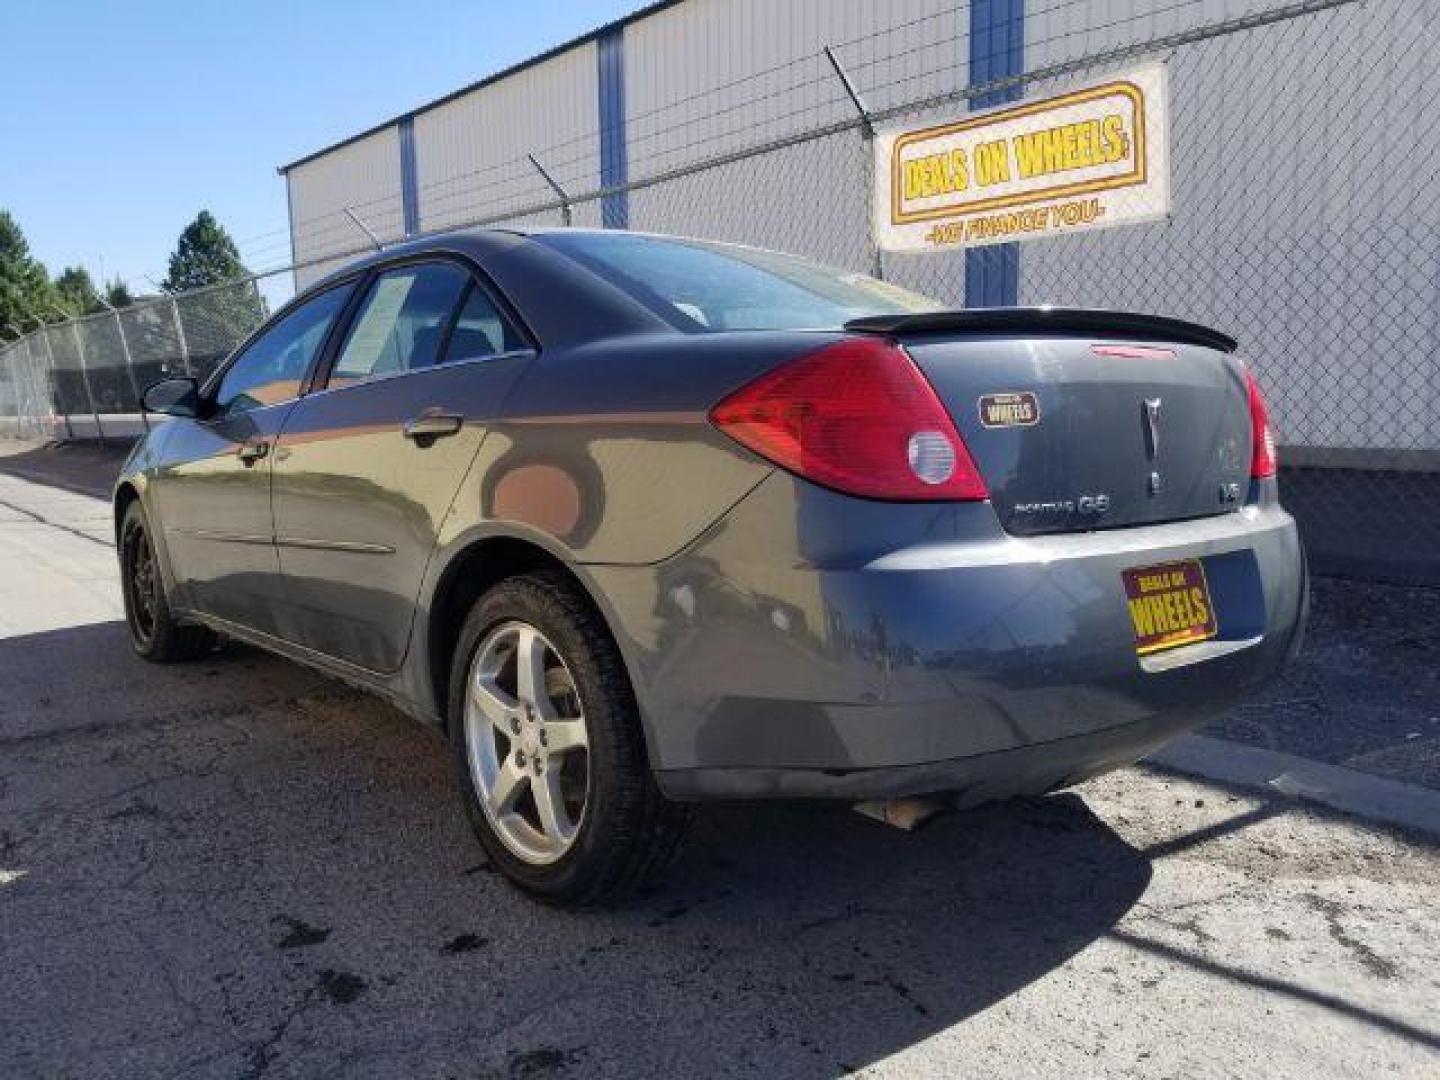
[1303,894,1400,980]
[0,494,112,548]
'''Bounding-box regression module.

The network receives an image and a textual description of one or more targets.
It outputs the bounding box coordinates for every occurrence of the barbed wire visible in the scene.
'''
[212,0,1339,275]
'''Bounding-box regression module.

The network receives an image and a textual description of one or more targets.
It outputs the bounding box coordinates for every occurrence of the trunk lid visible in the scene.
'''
[847,309,1252,535]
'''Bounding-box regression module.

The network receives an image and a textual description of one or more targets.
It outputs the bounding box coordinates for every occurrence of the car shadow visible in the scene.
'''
[0,437,137,500]
[2,620,1151,1078]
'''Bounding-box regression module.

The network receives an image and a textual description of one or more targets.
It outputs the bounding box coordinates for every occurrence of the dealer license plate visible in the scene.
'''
[1122,559,1218,655]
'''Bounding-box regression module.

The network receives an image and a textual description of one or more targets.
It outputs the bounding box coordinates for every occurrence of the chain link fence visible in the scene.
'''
[2,0,1433,582]
[0,270,288,442]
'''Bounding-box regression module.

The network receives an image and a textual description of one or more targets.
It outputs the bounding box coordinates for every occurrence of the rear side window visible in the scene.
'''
[212,282,352,418]
[329,263,470,387]
[443,284,526,362]
[536,231,940,332]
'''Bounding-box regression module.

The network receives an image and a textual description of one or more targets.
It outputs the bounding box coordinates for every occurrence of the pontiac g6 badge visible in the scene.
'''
[978,391,1040,428]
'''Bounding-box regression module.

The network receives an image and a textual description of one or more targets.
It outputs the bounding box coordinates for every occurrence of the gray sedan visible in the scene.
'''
[116,229,1306,905]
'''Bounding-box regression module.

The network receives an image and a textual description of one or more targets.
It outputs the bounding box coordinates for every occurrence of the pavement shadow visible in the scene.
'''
[0,437,136,500]
[0,620,1152,1078]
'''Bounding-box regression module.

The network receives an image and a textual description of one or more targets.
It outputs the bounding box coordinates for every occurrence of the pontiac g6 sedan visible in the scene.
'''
[118,229,1307,905]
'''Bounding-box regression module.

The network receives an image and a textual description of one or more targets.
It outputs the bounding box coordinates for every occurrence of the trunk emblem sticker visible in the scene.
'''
[1143,397,1162,459]
[977,391,1040,428]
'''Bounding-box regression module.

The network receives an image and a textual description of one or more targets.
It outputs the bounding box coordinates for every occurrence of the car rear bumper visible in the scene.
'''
[587,473,1308,800]
[654,702,1228,801]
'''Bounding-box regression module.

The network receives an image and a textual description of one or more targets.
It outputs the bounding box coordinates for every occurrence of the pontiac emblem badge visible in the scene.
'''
[1143,398,1162,497]
[1143,397,1162,459]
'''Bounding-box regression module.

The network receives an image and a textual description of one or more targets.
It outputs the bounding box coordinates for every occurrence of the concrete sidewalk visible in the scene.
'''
[0,472,120,637]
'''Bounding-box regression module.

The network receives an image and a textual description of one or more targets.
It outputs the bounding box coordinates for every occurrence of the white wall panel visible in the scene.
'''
[414,44,600,234]
[624,0,968,178]
[287,127,404,290]
[623,0,967,275]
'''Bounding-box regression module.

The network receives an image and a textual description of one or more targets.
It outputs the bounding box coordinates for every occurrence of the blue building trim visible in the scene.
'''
[597,27,629,229]
[284,174,298,282]
[965,0,1024,308]
[398,117,420,237]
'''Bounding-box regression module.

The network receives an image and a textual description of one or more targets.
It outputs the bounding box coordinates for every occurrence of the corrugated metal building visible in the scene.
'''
[278,0,1437,466]
[279,0,976,287]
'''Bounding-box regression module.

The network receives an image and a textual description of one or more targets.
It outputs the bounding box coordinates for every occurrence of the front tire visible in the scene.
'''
[118,501,217,662]
[448,571,690,906]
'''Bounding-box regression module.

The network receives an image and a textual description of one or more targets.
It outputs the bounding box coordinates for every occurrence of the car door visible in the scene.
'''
[148,281,355,634]
[269,258,534,672]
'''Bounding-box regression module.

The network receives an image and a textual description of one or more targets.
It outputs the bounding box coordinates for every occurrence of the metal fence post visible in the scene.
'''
[9,334,32,438]
[528,153,573,226]
[1,346,17,434]
[100,300,148,432]
[8,345,27,437]
[63,315,106,447]
[169,298,193,377]
[36,326,73,441]
[823,44,884,281]
[17,335,42,439]
[11,342,32,440]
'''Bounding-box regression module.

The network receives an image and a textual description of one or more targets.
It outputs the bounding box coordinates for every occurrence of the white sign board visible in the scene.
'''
[874,64,1170,253]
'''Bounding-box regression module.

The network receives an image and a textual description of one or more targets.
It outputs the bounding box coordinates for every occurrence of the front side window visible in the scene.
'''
[212,283,352,418]
[536,231,941,332]
[329,263,470,387]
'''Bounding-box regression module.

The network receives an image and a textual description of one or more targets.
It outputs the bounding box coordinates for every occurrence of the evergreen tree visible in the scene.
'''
[0,210,59,331]
[161,210,267,366]
[161,210,250,293]
[54,265,103,316]
[105,278,135,308]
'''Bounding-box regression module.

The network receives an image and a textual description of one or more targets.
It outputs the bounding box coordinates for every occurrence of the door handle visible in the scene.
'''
[403,411,464,444]
[237,440,269,466]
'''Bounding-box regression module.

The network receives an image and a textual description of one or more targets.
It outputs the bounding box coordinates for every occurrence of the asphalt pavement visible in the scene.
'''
[1,442,1438,1078]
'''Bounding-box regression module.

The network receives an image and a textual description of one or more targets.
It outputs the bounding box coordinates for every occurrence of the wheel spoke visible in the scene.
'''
[514,625,551,716]
[532,767,574,844]
[543,719,587,755]
[471,676,518,733]
[487,756,528,816]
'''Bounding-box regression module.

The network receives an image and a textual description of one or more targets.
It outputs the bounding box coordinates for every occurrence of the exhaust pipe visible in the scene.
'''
[853,796,949,831]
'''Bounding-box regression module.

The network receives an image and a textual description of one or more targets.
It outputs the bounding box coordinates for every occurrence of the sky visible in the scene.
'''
[0,0,644,296]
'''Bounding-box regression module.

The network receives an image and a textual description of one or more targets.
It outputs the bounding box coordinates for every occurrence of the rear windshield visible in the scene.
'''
[536,231,941,332]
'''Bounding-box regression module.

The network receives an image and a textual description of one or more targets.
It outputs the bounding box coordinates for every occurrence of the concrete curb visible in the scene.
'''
[1147,733,1440,839]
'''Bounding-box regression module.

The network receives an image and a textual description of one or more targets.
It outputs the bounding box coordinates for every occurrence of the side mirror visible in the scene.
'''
[141,376,202,418]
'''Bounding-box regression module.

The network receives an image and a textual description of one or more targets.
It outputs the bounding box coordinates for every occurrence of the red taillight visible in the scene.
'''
[709,337,988,501]
[1245,366,1277,478]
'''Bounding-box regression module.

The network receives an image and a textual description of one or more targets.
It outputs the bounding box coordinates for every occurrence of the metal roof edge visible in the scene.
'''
[276,0,683,175]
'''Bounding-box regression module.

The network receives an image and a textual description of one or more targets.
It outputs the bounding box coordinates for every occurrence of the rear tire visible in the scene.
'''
[118,501,218,662]
[448,570,690,907]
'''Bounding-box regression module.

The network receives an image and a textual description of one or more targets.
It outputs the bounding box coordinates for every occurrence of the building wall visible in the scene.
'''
[281,0,1434,453]
[1014,0,1438,452]
[414,43,601,235]
[622,0,967,272]
[288,127,404,290]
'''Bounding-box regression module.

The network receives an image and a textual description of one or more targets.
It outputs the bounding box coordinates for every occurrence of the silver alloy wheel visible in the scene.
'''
[127,526,158,644]
[464,620,590,865]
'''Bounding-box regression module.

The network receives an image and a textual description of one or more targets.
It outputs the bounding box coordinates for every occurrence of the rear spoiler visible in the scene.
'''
[844,307,1238,353]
